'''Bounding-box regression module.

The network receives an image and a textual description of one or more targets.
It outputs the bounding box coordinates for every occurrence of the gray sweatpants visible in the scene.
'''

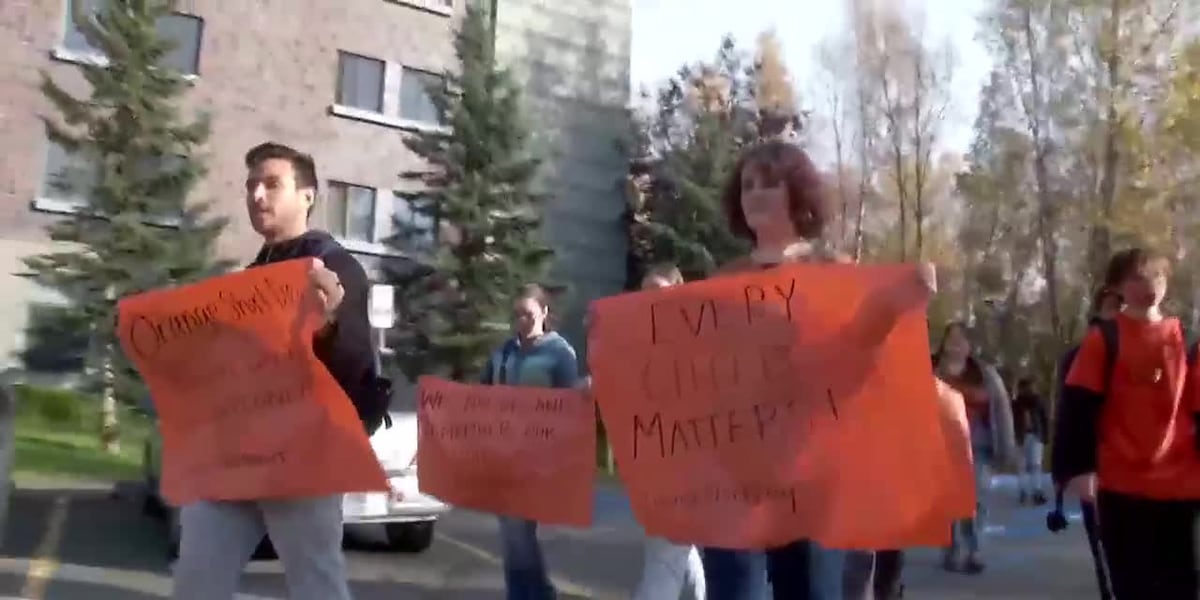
[171,495,352,600]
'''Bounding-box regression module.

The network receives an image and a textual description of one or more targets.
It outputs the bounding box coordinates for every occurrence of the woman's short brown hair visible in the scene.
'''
[1103,247,1171,289]
[720,140,829,240]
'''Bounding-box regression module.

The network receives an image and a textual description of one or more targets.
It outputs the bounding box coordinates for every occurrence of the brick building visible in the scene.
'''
[0,0,631,374]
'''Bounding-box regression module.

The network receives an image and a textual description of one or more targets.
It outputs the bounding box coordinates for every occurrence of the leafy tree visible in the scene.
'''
[753,30,804,140]
[388,5,555,382]
[624,36,761,283]
[27,0,231,452]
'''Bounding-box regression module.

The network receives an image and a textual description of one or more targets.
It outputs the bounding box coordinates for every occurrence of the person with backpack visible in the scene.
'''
[172,142,392,600]
[1012,378,1049,505]
[932,322,1016,575]
[480,283,580,600]
[1047,286,1120,600]
[1055,248,1200,599]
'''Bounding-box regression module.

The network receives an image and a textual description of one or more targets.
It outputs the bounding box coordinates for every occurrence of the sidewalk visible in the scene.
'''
[899,473,1104,599]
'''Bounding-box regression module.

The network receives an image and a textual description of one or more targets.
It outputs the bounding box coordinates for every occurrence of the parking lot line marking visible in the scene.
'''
[19,495,70,599]
[0,558,280,600]
[434,531,599,598]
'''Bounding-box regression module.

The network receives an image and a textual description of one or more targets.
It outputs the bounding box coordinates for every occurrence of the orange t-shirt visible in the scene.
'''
[1065,313,1200,499]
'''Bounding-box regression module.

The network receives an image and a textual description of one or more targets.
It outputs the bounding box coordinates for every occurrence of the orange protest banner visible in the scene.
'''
[895,378,978,545]
[116,259,388,506]
[588,262,969,550]
[416,376,594,526]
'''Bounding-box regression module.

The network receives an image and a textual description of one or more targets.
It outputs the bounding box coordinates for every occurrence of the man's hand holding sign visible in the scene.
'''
[588,262,971,550]
[117,258,388,505]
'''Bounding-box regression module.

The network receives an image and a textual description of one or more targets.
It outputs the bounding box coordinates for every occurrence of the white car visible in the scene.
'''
[340,411,449,551]
[142,409,448,557]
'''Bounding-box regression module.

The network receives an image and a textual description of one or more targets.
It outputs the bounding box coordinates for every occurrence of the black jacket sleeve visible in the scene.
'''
[1051,384,1104,486]
[312,249,375,399]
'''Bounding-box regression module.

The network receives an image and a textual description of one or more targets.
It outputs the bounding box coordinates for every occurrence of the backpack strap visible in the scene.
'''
[494,339,519,385]
[1097,319,1119,396]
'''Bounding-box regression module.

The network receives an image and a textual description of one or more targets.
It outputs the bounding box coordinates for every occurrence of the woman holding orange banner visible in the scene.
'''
[702,140,936,600]
[479,284,581,600]
[932,322,1015,575]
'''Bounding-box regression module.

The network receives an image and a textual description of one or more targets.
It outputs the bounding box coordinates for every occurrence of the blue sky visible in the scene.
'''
[629,0,993,159]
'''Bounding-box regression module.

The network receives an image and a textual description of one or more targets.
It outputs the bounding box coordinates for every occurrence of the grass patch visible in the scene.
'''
[12,385,154,484]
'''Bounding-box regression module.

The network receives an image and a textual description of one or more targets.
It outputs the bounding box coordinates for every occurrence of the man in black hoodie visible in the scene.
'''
[171,142,377,600]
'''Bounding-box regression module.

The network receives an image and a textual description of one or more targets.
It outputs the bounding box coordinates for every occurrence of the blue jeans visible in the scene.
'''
[701,540,845,600]
[699,548,767,599]
[498,516,554,600]
[947,455,990,557]
[766,539,846,600]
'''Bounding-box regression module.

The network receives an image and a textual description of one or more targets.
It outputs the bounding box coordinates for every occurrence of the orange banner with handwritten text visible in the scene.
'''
[116,259,388,505]
[416,376,594,526]
[588,263,974,549]
[901,378,978,544]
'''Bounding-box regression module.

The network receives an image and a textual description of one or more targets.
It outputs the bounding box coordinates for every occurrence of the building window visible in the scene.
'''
[392,192,436,252]
[336,52,386,113]
[156,13,204,75]
[331,54,447,131]
[40,137,97,208]
[399,67,443,124]
[60,0,204,75]
[328,182,378,243]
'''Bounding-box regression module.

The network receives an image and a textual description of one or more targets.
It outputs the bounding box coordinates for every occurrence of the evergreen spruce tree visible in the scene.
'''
[388,5,554,381]
[27,0,231,452]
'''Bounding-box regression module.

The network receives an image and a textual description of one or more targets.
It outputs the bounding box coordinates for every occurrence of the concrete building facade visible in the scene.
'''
[0,0,631,372]
[492,0,632,350]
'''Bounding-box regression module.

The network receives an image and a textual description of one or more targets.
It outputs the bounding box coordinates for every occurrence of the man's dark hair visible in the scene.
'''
[244,142,318,191]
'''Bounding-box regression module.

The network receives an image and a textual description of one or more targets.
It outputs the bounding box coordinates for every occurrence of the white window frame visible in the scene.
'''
[330,54,450,134]
[386,0,453,18]
[326,180,380,247]
[335,51,386,114]
[322,183,438,258]
[51,0,204,79]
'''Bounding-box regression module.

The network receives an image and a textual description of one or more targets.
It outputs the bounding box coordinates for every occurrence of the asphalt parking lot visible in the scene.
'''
[0,476,1108,599]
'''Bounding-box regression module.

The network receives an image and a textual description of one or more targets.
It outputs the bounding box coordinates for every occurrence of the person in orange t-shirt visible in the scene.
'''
[1057,248,1200,599]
